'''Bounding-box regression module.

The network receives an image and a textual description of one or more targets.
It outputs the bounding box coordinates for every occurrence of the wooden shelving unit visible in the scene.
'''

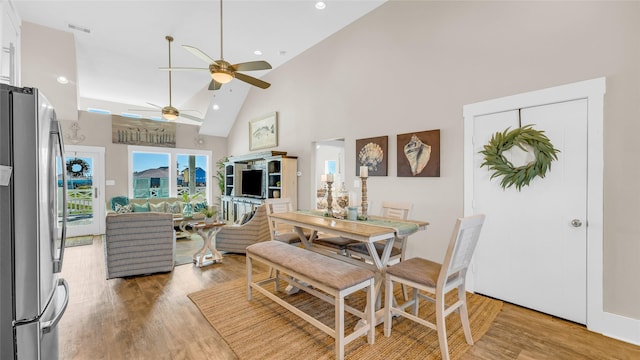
[221,151,297,222]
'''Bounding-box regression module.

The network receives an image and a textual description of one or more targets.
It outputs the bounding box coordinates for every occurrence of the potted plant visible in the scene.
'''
[200,206,217,224]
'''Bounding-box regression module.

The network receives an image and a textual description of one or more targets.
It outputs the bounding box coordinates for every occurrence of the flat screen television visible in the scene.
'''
[241,169,264,197]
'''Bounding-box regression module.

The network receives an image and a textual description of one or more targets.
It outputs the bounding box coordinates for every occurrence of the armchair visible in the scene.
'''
[104,212,175,279]
[215,204,271,254]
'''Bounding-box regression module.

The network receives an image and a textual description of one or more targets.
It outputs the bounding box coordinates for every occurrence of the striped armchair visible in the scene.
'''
[215,204,270,254]
[104,212,175,279]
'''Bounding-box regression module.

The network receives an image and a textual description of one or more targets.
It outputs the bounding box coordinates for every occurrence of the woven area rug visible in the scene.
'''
[175,235,205,266]
[65,235,95,247]
[189,274,502,359]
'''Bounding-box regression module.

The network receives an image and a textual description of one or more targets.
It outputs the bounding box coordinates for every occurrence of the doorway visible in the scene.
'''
[463,78,605,330]
[62,145,105,237]
[312,139,345,210]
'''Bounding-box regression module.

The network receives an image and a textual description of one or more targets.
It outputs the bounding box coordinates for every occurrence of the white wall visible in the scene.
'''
[226,1,640,320]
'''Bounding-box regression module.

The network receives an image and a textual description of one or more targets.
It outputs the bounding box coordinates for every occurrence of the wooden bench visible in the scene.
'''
[246,241,376,360]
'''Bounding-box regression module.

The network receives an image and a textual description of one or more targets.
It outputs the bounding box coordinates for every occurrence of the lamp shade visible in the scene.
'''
[212,70,234,84]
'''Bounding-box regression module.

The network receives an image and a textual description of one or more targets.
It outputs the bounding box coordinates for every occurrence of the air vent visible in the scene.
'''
[67,24,91,34]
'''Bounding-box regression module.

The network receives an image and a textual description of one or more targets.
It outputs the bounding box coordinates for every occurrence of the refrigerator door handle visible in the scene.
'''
[52,121,67,273]
[41,278,69,334]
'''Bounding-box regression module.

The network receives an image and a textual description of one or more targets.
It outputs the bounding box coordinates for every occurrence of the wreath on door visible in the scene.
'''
[479,125,559,191]
[66,158,90,178]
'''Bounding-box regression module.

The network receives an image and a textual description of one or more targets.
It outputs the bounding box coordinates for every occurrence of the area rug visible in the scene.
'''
[65,235,95,247]
[188,275,503,359]
[175,235,204,266]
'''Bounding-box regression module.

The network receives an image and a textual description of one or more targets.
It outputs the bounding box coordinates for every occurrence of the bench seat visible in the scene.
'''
[246,241,376,360]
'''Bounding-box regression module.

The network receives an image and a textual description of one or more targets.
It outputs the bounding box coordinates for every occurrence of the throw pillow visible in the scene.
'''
[132,202,150,212]
[149,202,166,213]
[241,209,257,225]
[193,201,208,212]
[114,203,133,214]
[110,196,129,211]
[167,201,182,214]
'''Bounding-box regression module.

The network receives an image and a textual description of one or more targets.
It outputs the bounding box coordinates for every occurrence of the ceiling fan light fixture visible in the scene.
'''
[212,69,234,84]
[162,106,179,120]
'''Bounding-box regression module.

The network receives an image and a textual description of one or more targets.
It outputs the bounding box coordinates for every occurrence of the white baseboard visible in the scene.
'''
[595,311,640,346]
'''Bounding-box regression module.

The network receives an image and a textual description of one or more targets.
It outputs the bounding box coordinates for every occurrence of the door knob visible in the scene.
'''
[571,219,583,228]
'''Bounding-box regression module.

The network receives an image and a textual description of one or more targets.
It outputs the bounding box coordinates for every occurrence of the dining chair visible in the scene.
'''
[264,198,305,245]
[346,201,413,298]
[383,214,485,360]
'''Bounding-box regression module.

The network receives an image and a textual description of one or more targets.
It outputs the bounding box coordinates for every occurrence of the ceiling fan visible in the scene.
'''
[161,0,272,90]
[131,36,203,122]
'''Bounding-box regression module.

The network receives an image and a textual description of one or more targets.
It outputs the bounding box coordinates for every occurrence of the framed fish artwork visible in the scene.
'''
[356,136,388,176]
[249,112,278,151]
[397,129,440,177]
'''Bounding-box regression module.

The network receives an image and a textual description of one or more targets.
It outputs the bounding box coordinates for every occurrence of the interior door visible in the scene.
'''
[61,146,105,237]
[472,99,588,324]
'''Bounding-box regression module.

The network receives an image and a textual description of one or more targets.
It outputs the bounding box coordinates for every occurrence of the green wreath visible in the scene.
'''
[66,158,90,178]
[479,125,559,191]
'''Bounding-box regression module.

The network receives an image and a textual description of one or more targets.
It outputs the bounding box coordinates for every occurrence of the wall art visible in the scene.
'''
[249,112,278,151]
[355,135,388,176]
[397,129,440,177]
[112,115,176,148]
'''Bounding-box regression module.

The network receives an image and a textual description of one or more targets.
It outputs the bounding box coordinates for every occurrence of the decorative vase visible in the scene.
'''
[182,203,193,218]
[204,217,214,224]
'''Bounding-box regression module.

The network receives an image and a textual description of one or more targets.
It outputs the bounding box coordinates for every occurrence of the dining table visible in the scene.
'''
[267,210,429,324]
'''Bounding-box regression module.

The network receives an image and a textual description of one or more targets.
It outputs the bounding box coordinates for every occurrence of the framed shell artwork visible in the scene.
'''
[397,129,440,177]
[355,136,388,176]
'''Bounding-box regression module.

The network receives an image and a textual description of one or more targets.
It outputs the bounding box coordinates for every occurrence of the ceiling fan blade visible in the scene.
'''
[232,60,272,72]
[208,80,222,91]
[146,103,163,109]
[180,113,203,122]
[159,66,208,71]
[234,72,271,89]
[182,45,219,66]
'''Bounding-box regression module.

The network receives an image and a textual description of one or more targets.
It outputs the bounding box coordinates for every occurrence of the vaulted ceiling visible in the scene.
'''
[13,0,386,136]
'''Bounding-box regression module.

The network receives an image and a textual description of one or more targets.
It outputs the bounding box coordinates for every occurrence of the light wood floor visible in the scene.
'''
[59,236,639,359]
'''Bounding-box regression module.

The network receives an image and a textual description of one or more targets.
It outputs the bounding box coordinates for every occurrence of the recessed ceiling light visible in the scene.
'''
[254,50,262,56]
[56,76,69,84]
[315,2,326,10]
[212,104,220,111]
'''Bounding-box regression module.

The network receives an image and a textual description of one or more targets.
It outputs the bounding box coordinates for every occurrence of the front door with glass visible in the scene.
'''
[61,146,105,237]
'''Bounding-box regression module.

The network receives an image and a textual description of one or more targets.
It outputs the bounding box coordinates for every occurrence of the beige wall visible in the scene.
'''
[227,1,640,319]
[60,111,227,203]
[21,21,78,121]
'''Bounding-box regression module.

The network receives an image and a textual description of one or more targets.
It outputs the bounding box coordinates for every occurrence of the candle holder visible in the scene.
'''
[360,176,368,219]
[325,180,333,216]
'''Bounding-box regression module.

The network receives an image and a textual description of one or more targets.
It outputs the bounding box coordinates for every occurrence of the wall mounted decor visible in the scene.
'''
[249,112,278,151]
[397,129,440,177]
[479,125,559,191]
[111,115,176,148]
[355,135,388,176]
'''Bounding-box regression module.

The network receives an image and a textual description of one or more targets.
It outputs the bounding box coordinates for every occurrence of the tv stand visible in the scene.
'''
[221,151,297,223]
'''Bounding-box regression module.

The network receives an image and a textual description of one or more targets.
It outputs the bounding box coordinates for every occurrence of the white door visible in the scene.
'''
[61,146,105,237]
[472,99,588,324]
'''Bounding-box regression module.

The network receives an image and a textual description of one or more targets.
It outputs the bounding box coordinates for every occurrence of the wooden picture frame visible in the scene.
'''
[397,129,440,177]
[356,136,388,176]
[249,112,278,151]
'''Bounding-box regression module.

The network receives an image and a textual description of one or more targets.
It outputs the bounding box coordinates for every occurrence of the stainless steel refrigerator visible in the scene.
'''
[0,84,69,359]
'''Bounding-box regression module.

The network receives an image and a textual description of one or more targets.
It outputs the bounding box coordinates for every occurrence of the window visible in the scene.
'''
[128,146,212,203]
[176,154,208,199]
[132,152,169,198]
